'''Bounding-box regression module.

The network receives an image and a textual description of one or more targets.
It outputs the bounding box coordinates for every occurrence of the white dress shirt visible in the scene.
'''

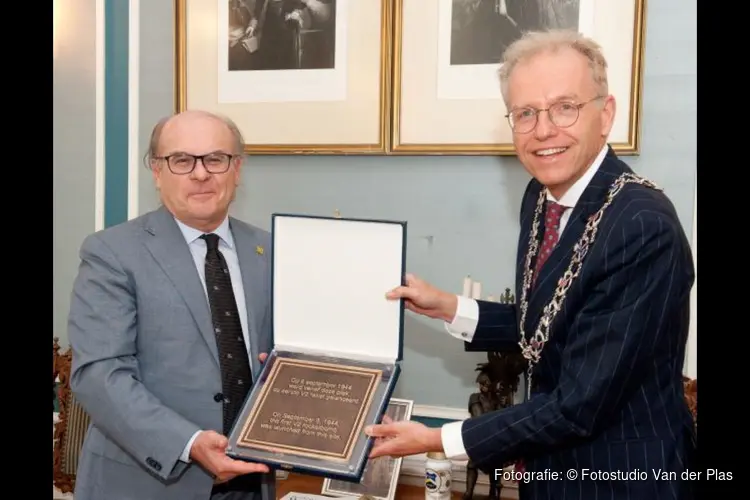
[439,144,609,460]
[172,216,252,462]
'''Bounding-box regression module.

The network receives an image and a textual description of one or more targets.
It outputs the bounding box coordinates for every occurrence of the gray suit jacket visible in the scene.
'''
[67,206,276,500]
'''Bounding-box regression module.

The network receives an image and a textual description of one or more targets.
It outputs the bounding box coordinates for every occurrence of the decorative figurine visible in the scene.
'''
[499,287,514,304]
[463,363,502,500]
[463,288,526,500]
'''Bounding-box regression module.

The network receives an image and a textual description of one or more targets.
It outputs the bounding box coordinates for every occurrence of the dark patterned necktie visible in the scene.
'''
[532,201,565,287]
[201,233,252,435]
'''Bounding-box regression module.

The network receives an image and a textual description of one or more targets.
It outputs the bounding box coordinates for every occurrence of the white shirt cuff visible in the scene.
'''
[444,295,479,341]
[180,430,202,463]
[440,421,468,461]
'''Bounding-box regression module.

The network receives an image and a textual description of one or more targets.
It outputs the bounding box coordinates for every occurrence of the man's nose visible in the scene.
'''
[190,159,211,180]
[534,111,557,140]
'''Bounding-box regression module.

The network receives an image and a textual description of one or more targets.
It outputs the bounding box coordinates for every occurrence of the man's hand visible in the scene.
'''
[385,274,457,322]
[365,420,443,458]
[190,430,269,483]
[191,353,270,482]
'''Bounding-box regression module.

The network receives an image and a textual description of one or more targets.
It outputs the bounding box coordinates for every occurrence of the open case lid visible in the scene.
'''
[270,214,406,363]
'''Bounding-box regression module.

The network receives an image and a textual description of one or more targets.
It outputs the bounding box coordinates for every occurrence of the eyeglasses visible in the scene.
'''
[153,153,237,175]
[506,96,604,134]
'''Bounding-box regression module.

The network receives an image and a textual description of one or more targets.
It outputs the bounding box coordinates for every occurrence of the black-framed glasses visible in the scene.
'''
[506,96,604,134]
[154,152,237,175]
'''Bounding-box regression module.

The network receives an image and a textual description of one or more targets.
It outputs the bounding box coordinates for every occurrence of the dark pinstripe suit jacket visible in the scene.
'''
[463,148,696,499]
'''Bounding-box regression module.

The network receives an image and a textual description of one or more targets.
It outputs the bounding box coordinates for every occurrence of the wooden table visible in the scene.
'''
[275,473,467,500]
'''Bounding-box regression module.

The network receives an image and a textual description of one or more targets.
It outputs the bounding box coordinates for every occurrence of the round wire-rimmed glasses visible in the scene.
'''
[506,96,604,134]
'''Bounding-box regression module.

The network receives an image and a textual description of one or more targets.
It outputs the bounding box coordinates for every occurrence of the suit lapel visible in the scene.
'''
[141,207,220,366]
[230,218,268,375]
[521,148,629,337]
[515,187,540,315]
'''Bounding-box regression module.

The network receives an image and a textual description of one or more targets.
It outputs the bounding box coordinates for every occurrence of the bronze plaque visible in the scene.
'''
[236,358,382,462]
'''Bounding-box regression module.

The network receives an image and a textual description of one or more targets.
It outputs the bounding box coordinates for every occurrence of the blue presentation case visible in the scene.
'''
[226,213,407,483]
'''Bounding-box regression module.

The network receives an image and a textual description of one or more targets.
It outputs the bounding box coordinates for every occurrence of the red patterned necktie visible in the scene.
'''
[515,200,565,478]
[532,200,565,286]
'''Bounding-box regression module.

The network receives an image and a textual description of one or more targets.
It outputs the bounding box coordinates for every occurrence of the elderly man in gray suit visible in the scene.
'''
[68,110,275,500]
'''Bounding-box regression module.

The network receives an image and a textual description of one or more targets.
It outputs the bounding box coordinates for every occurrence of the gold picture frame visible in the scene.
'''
[390,0,648,156]
[174,0,394,155]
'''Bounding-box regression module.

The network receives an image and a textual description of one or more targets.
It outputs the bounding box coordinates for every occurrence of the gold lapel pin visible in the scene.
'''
[256,245,264,255]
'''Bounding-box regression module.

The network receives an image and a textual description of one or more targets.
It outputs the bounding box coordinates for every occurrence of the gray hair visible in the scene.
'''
[498,29,609,106]
[143,110,245,167]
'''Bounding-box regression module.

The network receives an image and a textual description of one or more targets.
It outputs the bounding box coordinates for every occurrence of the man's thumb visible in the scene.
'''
[207,431,229,449]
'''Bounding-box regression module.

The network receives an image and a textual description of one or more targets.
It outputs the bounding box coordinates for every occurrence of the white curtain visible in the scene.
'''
[684,189,697,379]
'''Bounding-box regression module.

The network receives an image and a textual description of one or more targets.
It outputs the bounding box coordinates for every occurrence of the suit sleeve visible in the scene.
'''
[68,234,200,481]
[463,300,520,352]
[460,212,685,470]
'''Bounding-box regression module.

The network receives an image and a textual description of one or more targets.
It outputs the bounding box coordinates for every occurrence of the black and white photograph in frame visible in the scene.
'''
[321,398,414,500]
[449,0,579,66]
[392,0,645,153]
[179,0,389,152]
[228,0,337,71]
[436,0,590,100]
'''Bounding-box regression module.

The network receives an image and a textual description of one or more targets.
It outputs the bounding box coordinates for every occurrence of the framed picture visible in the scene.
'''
[321,398,414,500]
[175,0,394,154]
[390,0,647,155]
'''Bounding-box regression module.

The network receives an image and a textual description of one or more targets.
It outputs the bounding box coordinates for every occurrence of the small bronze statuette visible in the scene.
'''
[464,288,526,500]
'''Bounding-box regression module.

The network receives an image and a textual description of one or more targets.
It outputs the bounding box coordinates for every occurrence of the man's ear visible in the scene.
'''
[151,161,162,189]
[233,156,243,183]
[600,95,616,137]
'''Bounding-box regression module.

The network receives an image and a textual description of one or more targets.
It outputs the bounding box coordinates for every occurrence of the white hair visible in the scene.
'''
[498,29,609,106]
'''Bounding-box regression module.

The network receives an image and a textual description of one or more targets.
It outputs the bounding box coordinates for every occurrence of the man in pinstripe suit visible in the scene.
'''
[367,30,696,499]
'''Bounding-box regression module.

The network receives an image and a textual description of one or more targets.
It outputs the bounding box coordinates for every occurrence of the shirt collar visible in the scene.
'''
[547,144,608,208]
[173,215,234,250]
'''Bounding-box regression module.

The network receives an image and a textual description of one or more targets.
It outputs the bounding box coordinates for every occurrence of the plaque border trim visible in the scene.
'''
[236,357,383,463]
